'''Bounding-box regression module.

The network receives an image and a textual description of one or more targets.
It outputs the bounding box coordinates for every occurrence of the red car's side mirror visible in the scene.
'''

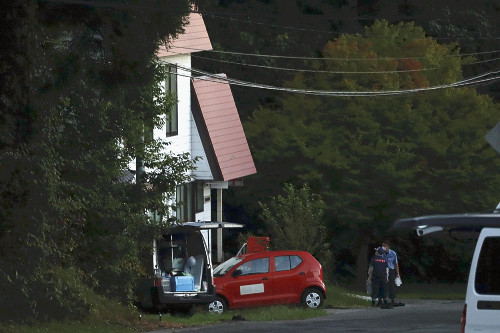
[232,269,243,277]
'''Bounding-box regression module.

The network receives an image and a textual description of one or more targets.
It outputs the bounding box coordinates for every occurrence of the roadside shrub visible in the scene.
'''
[0,266,91,323]
[259,183,332,268]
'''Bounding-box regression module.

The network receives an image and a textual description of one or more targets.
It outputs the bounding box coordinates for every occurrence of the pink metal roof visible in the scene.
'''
[191,76,257,181]
[157,12,212,57]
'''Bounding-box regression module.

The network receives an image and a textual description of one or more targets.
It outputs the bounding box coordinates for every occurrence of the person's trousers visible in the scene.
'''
[385,268,397,300]
[371,277,385,300]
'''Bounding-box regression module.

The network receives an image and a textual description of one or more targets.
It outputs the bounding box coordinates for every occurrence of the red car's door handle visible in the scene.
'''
[262,277,268,280]
[299,272,305,275]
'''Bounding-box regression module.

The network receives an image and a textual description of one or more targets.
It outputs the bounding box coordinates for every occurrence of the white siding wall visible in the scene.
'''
[125,53,216,225]
[153,53,213,223]
[156,54,191,159]
[157,54,212,179]
[191,116,213,179]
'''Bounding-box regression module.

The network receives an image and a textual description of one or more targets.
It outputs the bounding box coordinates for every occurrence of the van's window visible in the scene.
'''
[475,237,500,295]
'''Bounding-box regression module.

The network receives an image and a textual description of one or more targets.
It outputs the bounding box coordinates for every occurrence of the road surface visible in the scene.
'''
[148,299,463,333]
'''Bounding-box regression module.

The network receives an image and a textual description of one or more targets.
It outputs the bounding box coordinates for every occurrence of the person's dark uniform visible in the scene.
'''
[368,247,389,307]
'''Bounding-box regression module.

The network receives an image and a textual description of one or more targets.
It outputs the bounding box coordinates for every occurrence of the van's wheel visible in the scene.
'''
[208,296,227,315]
[301,288,324,309]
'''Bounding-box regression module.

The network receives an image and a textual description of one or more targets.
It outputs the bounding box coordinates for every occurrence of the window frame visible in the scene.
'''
[475,236,500,295]
[176,181,204,222]
[165,64,178,137]
[238,257,270,275]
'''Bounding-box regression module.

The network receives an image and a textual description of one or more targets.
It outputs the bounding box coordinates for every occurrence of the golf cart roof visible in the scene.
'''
[392,209,500,237]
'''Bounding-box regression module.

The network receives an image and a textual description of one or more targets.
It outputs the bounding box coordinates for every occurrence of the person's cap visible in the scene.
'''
[376,247,385,255]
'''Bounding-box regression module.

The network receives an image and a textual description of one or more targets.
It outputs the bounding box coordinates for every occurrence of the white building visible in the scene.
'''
[135,12,256,261]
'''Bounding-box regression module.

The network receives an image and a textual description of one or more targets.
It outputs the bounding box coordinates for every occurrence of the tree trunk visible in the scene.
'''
[355,243,369,290]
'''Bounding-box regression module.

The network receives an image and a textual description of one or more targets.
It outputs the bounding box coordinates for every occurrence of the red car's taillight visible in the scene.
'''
[460,303,467,333]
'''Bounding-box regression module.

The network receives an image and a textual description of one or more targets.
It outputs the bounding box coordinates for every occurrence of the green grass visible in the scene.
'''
[0,322,137,333]
[0,283,369,332]
[323,283,371,308]
[1,283,466,332]
[397,282,466,300]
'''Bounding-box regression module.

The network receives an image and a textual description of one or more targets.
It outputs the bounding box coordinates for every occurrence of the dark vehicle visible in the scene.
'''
[208,250,326,314]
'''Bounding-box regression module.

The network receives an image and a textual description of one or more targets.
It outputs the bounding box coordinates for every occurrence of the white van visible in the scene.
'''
[136,222,242,312]
[393,211,500,333]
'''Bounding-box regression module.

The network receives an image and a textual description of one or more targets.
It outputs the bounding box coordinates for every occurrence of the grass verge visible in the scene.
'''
[0,283,369,332]
[397,282,466,300]
[323,283,371,308]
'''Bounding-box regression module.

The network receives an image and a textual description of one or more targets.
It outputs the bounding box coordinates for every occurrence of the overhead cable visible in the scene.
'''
[203,12,500,40]
[167,45,500,61]
[191,54,438,74]
[165,62,500,97]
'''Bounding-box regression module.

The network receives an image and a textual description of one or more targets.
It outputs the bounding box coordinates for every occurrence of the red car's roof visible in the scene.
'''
[237,250,313,260]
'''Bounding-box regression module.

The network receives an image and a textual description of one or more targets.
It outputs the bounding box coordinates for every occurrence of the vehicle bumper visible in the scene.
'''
[152,287,216,306]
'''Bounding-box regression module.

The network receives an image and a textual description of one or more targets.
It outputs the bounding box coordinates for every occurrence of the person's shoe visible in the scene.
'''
[376,300,382,306]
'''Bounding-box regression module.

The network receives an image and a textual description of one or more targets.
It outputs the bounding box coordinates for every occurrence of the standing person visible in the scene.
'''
[382,241,400,305]
[368,247,390,307]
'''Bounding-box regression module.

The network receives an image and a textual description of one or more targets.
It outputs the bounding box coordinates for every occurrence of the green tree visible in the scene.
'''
[0,0,208,322]
[259,183,331,268]
[244,20,500,285]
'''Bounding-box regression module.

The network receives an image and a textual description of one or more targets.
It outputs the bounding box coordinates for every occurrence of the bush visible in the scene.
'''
[0,266,91,323]
[259,183,332,269]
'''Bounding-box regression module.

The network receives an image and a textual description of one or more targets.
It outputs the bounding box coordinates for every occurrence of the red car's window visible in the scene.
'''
[239,257,269,275]
[275,255,303,272]
[290,255,303,269]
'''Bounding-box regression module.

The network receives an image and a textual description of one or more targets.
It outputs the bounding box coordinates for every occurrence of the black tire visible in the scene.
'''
[208,296,228,315]
[300,288,324,309]
[172,305,195,317]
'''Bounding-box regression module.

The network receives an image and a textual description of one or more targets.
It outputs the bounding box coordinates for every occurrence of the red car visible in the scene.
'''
[208,250,327,314]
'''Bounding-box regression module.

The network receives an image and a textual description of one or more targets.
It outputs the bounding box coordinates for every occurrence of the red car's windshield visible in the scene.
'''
[213,257,244,277]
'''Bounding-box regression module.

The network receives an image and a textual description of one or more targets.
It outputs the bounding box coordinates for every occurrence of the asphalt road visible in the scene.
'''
[148,299,464,333]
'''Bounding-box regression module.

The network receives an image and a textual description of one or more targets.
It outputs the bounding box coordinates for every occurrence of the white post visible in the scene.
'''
[217,188,223,263]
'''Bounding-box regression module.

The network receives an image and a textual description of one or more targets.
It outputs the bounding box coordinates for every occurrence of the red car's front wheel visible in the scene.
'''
[208,296,228,315]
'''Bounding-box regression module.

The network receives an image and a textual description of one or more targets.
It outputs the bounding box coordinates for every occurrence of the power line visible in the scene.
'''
[191,54,439,74]
[39,1,500,40]
[204,12,500,40]
[167,45,500,62]
[166,62,500,97]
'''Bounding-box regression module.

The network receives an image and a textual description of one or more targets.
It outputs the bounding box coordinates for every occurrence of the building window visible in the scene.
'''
[195,181,204,213]
[165,64,178,137]
[176,181,204,222]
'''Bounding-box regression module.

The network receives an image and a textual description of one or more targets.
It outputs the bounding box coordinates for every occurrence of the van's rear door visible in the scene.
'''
[466,229,500,332]
[392,213,500,238]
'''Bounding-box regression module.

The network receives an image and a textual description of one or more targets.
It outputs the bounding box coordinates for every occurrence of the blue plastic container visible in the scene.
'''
[170,275,195,292]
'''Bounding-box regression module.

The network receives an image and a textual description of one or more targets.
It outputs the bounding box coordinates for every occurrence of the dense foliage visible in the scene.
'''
[194,1,500,285]
[0,0,207,322]
[259,183,331,268]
